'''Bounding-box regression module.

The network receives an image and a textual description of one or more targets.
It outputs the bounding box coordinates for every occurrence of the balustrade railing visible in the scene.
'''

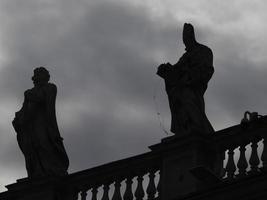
[213,116,267,180]
[65,152,161,200]
[1,117,267,200]
[67,116,267,200]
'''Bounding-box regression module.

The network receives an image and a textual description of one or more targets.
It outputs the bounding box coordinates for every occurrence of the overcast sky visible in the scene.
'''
[1,0,267,191]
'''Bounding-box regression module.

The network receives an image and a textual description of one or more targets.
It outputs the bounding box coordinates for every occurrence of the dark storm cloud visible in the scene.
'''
[0,0,180,185]
[204,30,267,129]
[208,59,267,125]
[1,0,267,191]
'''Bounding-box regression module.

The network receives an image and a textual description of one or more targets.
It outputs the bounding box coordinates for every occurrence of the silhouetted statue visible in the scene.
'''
[157,23,214,135]
[12,67,69,178]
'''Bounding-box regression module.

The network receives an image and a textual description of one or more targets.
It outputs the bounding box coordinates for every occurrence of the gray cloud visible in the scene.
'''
[0,0,267,191]
[0,0,179,189]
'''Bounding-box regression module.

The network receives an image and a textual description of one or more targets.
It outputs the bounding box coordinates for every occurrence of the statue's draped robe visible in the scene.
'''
[158,43,214,134]
[13,83,69,178]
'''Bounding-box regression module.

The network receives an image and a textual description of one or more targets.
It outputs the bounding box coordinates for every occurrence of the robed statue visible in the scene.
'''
[157,23,214,135]
[12,67,69,178]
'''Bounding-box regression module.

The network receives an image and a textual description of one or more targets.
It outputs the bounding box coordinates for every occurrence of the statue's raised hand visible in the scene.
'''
[157,63,172,78]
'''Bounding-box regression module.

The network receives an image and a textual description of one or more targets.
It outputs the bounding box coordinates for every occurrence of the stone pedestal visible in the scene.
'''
[3,177,77,200]
[150,133,216,200]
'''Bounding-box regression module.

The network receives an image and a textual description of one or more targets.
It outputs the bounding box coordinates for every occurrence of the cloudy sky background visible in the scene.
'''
[1,0,267,191]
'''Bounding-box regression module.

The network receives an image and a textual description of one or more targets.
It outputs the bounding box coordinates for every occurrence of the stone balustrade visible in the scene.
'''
[213,116,267,180]
[1,117,267,200]
[66,152,161,200]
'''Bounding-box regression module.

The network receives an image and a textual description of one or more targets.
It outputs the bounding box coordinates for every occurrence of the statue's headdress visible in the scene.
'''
[183,23,196,43]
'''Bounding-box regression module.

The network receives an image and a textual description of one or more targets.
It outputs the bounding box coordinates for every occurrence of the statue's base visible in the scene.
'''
[149,132,216,200]
[4,176,76,200]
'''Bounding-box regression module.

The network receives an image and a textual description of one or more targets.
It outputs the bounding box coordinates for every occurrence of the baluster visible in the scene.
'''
[74,191,79,200]
[216,149,226,178]
[237,144,248,177]
[156,171,161,198]
[123,177,133,200]
[220,150,226,178]
[71,188,79,200]
[81,190,88,200]
[92,186,98,200]
[146,170,157,200]
[225,147,236,179]
[112,180,122,200]
[249,139,260,173]
[261,137,267,170]
[101,183,110,200]
[135,174,145,200]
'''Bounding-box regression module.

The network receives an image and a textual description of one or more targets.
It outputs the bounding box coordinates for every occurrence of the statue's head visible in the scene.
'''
[32,67,50,87]
[183,23,197,50]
